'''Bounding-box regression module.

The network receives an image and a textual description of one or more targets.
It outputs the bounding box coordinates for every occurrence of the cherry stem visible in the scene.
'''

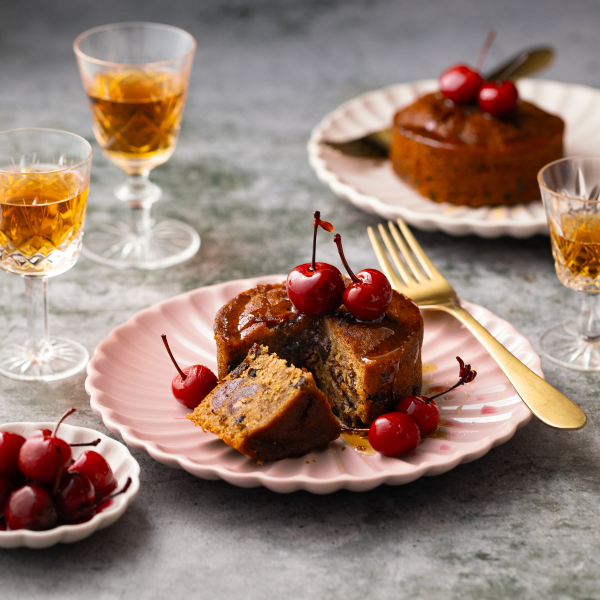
[310,211,321,271]
[52,445,63,497]
[497,51,529,81]
[333,234,359,283]
[475,30,496,71]
[78,477,132,511]
[70,439,101,447]
[161,335,187,380]
[427,380,465,403]
[52,407,76,438]
[427,358,477,403]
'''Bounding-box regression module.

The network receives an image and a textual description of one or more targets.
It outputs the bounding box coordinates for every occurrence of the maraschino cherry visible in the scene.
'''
[18,409,75,485]
[286,211,345,317]
[5,484,58,531]
[439,30,495,104]
[54,472,96,522]
[161,335,218,409]
[476,48,526,116]
[0,432,26,480]
[333,234,392,321]
[477,79,518,116]
[0,476,14,516]
[79,477,133,518]
[396,396,440,437]
[397,356,477,435]
[26,429,52,440]
[368,412,421,457]
[69,450,117,498]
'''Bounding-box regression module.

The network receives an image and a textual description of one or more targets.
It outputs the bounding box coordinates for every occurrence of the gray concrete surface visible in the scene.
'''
[0,0,599,598]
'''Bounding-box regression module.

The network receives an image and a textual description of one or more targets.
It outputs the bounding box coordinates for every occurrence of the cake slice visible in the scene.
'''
[187,344,341,462]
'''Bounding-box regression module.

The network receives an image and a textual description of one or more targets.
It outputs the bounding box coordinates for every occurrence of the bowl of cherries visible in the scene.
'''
[0,409,140,549]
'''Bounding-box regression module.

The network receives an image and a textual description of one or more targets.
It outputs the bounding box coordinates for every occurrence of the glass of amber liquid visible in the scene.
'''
[539,156,600,370]
[0,129,92,381]
[74,23,197,270]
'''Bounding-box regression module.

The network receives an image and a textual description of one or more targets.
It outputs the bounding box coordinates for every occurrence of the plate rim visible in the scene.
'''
[85,275,539,494]
[307,78,600,238]
[0,422,140,549]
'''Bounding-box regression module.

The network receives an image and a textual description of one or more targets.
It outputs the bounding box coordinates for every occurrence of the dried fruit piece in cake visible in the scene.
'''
[187,344,341,462]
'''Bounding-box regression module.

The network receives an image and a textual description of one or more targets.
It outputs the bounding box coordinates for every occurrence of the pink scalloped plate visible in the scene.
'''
[86,275,539,494]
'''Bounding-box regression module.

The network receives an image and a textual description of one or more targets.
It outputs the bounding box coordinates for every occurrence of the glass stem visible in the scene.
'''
[114,172,161,238]
[577,292,600,342]
[129,203,152,237]
[25,276,49,354]
[127,173,152,237]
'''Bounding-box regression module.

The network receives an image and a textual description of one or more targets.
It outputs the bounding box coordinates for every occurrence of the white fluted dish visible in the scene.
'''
[308,79,600,238]
[85,275,540,494]
[0,423,140,549]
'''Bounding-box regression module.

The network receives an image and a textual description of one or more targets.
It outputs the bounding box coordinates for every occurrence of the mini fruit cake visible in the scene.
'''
[187,344,341,461]
[390,91,564,207]
[214,282,423,427]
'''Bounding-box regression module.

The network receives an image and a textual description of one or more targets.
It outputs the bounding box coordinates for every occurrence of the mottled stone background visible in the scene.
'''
[0,0,599,598]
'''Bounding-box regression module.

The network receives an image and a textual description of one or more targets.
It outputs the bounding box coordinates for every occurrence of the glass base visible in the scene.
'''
[82,217,200,270]
[540,320,600,371]
[0,337,89,382]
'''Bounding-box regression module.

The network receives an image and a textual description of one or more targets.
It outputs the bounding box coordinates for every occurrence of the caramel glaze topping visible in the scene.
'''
[238,287,301,333]
[216,282,421,366]
[394,92,564,149]
[216,285,306,344]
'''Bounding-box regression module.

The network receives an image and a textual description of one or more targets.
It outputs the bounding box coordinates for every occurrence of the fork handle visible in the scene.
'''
[427,302,586,430]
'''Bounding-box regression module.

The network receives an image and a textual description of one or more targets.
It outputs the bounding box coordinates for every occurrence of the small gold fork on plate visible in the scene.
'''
[368,219,586,430]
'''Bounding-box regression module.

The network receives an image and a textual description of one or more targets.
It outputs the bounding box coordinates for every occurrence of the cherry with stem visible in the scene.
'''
[69,450,117,498]
[286,211,345,317]
[477,43,524,116]
[161,334,218,409]
[77,477,133,514]
[439,30,495,104]
[396,356,477,435]
[334,233,392,321]
[18,408,75,485]
[342,357,477,440]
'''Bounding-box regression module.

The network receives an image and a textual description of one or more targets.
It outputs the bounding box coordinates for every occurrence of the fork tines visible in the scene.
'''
[369,220,433,284]
[368,219,455,305]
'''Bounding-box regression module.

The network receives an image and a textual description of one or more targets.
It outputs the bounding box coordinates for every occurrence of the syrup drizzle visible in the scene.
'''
[340,432,376,455]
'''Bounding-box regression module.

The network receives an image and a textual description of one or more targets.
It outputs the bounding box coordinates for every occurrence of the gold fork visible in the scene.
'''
[368,219,586,430]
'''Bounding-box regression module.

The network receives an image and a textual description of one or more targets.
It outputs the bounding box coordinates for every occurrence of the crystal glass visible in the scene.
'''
[539,156,600,370]
[74,22,198,270]
[0,129,92,381]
